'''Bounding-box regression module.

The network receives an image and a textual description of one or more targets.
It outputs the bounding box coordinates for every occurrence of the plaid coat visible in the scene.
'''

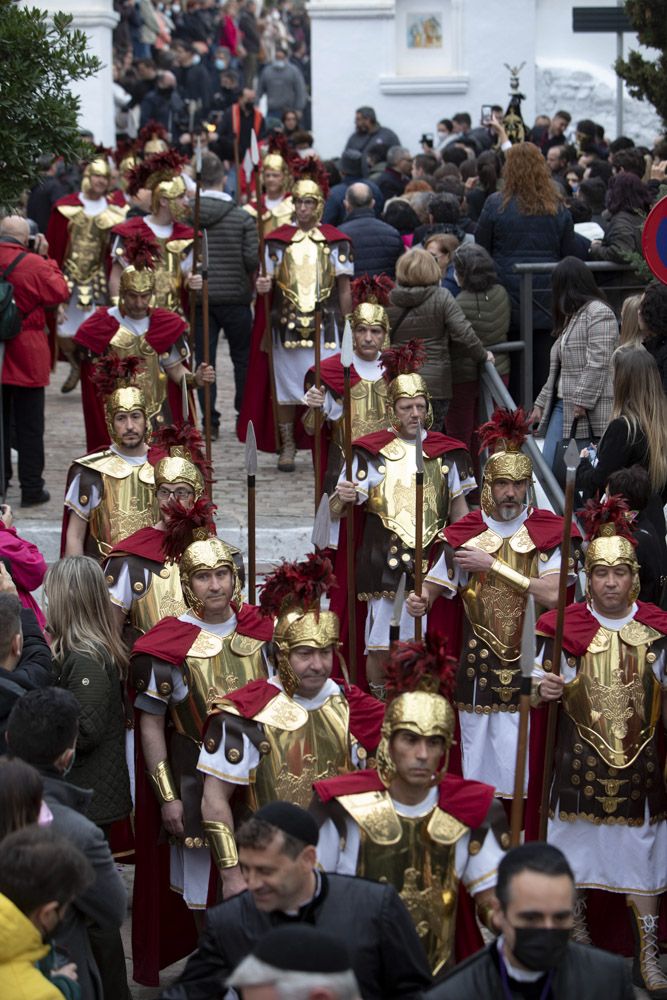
[535,300,618,437]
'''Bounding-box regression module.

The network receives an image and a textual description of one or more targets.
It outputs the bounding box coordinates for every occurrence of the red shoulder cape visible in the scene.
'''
[444,507,581,551]
[308,354,363,396]
[111,216,194,242]
[107,526,166,564]
[131,605,272,664]
[314,769,495,830]
[354,429,468,459]
[267,223,350,244]
[75,306,187,354]
[536,599,667,657]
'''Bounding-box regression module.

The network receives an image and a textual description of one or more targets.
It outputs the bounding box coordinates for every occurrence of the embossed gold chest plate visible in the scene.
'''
[148,235,191,313]
[367,438,447,549]
[251,693,352,810]
[78,455,157,559]
[276,229,335,316]
[131,561,186,634]
[110,325,167,421]
[331,378,388,447]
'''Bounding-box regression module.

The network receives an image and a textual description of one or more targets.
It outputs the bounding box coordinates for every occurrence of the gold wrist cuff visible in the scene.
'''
[148,759,178,805]
[203,820,238,869]
[529,678,543,708]
[329,493,346,517]
[185,371,197,387]
[491,558,530,593]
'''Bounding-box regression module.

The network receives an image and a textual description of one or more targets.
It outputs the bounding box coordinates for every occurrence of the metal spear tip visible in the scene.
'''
[520,593,536,678]
[250,130,260,167]
[180,373,189,418]
[311,493,331,551]
[415,421,424,474]
[201,229,209,271]
[391,573,406,627]
[243,149,253,185]
[245,421,258,476]
[565,438,582,471]
[341,319,354,369]
[195,135,202,174]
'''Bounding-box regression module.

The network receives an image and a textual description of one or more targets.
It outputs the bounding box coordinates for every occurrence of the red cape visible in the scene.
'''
[75,307,190,453]
[107,525,167,563]
[354,429,468,459]
[46,193,123,269]
[111,216,194,243]
[444,507,581,551]
[217,678,384,752]
[131,605,274,664]
[309,354,363,396]
[536,599,667,656]
[267,223,350,244]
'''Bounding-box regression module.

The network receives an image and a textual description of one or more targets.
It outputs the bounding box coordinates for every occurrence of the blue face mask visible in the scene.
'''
[215,58,227,71]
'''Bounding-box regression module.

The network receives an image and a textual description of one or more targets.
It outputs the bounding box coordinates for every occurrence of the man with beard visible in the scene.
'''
[407,408,579,802]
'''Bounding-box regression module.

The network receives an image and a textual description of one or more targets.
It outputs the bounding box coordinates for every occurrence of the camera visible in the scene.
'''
[420,132,434,149]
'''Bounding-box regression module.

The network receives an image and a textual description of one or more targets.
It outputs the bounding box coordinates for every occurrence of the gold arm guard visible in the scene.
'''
[185,371,197,387]
[490,558,531,593]
[329,492,347,518]
[203,820,238,870]
[148,759,178,805]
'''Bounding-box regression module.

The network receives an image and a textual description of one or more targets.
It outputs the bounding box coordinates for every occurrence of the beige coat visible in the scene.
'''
[534,300,618,437]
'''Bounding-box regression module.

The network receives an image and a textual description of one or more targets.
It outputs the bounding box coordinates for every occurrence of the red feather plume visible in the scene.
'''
[385,632,458,701]
[259,553,337,618]
[477,406,530,456]
[267,132,291,160]
[127,149,187,196]
[148,421,213,488]
[577,493,637,544]
[380,340,427,384]
[113,139,138,168]
[122,231,163,270]
[138,120,169,146]
[351,274,394,309]
[161,497,217,563]
[90,354,145,395]
[291,155,330,199]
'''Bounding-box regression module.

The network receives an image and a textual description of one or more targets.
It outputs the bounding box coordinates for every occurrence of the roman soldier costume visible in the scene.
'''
[112,150,194,314]
[75,231,191,451]
[243,134,295,236]
[534,496,667,997]
[62,357,157,560]
[313,634,509,974]
[425,408,579,796]
[304,275,392,496]
[197,554,385,812]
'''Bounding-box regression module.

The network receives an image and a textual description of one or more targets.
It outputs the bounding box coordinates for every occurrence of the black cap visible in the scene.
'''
[254,925,352,973]
[340,148,363,176]
[254,801,318,846]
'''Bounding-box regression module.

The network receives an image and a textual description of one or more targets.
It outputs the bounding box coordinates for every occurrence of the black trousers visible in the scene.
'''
[2,384,45,499]
[194,303,252,422]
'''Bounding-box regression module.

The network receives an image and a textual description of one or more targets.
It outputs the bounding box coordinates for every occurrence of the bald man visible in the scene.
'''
[340,182,404,280]
[0,216,68,505]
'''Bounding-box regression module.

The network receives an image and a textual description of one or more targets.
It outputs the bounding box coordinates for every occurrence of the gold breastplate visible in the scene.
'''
[367,438,448,550]
[345,791,465,975]
[251,692,353,810]
[151,236,190,313]
[131,561,186,635]
[171,629,267,742]
[246,195,295,235]
[563,621,663,769]
[109,325,167,422]
[78,454,157,559]
[60,203,126,307]
[461,525,537,661]
[276,228,334,320]
[331,378,388,448]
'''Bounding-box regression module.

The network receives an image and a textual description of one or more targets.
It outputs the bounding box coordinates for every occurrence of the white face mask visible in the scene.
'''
[273,58,287,69]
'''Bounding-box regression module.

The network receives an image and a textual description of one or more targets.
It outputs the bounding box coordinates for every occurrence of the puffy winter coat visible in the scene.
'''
[452,283,511,382]
[588,208,644,265]
[339,208,404,280]
[199,195,259,305]
[0,893,64,1000]
[387,284,487,400]
[475,193,577,330]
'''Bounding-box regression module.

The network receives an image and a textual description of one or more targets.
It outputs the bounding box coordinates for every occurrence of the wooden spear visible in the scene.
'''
[414,422,424,641]
[538,439,581,839]
[341,320,357,682]
[188,136,202,354]
[201,230,212,465]
[510,594,536,846]
[245,420,257,604]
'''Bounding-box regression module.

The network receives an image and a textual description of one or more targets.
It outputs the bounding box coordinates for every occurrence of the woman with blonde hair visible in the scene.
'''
[618,294,644,348]
[476,141,578,399]
[45,556,131,831]
[577,347,667,536]
[387,247,493,430]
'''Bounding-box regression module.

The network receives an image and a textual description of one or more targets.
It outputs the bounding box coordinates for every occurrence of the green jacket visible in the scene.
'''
[451,283,511,382]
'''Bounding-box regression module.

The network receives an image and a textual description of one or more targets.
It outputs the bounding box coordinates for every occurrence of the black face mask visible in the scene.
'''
[511,926,570,971]
[159,86,174,98]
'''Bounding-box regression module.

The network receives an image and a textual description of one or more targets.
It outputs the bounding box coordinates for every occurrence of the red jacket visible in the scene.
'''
[0,241,68,387]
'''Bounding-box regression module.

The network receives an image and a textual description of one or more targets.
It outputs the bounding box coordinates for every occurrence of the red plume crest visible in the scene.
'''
[477,407,530,456]
[291,155,330,199]
[380,340,427,384]
[385,632,458,702]
[90,354,145,396]
[127,149,187,196]
[351,274,394,309]
[259,553,337,618]
[578,494,637,544]
[113,139,138,168]
[161,497,217,563]
[138,120,169,146]
[148,421,213,488]
[122,231,163,270]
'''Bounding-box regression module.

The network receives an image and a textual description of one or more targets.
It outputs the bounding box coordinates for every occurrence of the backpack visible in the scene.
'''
[0,252,27,342]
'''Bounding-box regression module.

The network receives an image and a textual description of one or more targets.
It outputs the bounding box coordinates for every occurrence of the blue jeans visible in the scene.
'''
[541,399,563,471]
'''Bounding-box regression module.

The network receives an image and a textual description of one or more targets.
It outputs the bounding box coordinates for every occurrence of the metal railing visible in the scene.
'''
[503,260,647,409]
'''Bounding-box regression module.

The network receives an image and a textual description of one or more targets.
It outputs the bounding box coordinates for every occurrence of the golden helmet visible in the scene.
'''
[380,340,432,431]
[82,156,111,197]
[580,495,641,603]
[117,231,162,308]
[478,407,533,516]
[180,536,243,615]
[154,454,205,500]
[91,355,148,447]
[126,150,188,216]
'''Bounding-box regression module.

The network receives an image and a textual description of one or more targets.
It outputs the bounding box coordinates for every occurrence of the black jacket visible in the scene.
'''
[377,167,408,200]
[160,872,432,999]
[340,208,404,280]
[424,940,634,999]
[199,196,259,305]
[0,609,52,753]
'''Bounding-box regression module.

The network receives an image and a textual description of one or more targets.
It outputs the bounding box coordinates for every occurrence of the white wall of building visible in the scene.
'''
[308,0,661,159]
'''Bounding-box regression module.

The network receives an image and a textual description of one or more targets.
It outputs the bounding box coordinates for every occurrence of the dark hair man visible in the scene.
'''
[343,107,401,177]
[161,802,431,1000]
[425,843,634,998]
[7,688,128,1000]
[0,826,93,999]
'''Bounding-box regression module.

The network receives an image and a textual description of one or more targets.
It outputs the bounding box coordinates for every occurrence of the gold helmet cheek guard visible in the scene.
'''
[180,539,243,617]
[585,537,641,604]
[481,451,533,517]
[376,692,456,787]
[150,174,187,216]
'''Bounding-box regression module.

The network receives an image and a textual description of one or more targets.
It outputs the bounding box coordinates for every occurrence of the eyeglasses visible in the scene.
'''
[156,487,194,501]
